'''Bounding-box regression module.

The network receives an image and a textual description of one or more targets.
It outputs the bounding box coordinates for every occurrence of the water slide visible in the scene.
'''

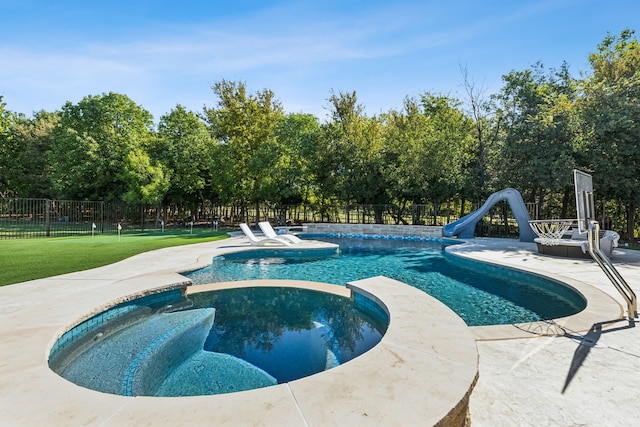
[443,188,536,242]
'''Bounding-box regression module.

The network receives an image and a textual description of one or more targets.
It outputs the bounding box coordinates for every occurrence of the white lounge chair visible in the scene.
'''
[258,221,303,244]
[239,223,291,246]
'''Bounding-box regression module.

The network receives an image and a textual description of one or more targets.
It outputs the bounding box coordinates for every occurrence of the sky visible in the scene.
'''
[1,0,638,122]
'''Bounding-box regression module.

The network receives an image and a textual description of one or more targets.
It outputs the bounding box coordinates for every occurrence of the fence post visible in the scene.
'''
[45,199,51,237]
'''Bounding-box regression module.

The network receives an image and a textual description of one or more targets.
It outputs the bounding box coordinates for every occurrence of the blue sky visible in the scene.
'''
[1,0,638,122]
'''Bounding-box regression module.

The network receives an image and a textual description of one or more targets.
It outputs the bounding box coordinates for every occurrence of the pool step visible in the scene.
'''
[155,352,277,396]
[56,308,215,396]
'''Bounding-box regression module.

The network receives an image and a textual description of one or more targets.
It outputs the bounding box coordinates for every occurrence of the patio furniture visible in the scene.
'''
[239,223,291,246]
[258,221,303,244]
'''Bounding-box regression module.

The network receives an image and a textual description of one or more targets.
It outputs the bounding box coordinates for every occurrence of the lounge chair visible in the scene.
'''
[258,221,303,244]
[239,223,291,246]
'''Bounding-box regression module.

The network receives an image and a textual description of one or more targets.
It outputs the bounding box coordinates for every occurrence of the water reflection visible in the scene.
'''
[186,237,586,326]
[189,287,386,382]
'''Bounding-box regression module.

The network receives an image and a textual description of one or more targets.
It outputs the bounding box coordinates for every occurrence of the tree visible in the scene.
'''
[493,62,579,216]
[203,80,285,223]
[269,113,321,220]
[316,91,388,223]
[156,105,212,206]
[460,66,502,207]
[121,147,170,206]
[0,97,19,198]
[0,101,56,198]
[8,111,58,198]
[383,94,472,224]
[383,97,434,206]
[48,92,155,201]
[579,29,640,238]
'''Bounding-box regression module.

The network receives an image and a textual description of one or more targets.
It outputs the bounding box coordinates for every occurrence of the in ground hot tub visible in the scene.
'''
[48,281,388,397]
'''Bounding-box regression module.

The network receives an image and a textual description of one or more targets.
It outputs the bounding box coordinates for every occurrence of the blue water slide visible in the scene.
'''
[443,188,536,242]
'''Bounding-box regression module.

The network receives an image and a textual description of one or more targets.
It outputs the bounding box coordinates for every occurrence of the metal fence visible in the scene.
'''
[0,199,226,239]
[0,199,134,238]
[1,198,538,239]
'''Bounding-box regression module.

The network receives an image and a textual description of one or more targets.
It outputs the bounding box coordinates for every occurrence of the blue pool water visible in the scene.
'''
[190,287,386,384]
[49,286,386,397]
[49,235,586,397]
[185,236,586,326]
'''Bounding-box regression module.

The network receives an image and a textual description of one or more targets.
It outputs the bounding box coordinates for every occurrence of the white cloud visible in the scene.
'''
[0,0,620,119]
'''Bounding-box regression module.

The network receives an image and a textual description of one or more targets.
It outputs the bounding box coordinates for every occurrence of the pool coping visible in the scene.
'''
[444,241,626,341]
[187,278,479,426]
[2,234,634,426]
[0,236,479,426]
[443,245,624,341]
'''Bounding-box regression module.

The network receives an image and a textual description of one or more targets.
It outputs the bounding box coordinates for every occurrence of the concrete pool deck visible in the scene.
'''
[0,236,478,426]
[1,235,639,425]
[446,238,640,426]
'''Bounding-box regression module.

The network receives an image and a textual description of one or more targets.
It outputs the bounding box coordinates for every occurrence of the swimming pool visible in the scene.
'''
[185,235,586,326]
[48,284,387,397]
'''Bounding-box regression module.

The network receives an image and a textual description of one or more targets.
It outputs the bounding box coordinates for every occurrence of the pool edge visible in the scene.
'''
[446,239,625,341]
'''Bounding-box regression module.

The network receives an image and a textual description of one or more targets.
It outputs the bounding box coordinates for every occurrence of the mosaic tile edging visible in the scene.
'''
[303,223,444,239]
[212,246,340,261]
[305,231,457,244]
[121,308,215,396]
[443,250,587,309]
[49,288,185,361]
[354,291,389,328]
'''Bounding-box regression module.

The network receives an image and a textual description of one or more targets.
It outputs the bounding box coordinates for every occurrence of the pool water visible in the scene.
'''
[49,286,386,397]
[190,287,386,384]
[50,235,586,397]
[185,236,586,326]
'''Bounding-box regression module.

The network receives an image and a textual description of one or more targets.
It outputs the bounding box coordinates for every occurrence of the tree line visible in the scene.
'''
[1,30,639,239]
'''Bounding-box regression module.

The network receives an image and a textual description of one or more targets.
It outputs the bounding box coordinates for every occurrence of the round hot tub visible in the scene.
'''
[48,282,388,397]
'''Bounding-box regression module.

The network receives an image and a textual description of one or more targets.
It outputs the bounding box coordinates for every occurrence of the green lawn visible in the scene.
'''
[0,230,230,286]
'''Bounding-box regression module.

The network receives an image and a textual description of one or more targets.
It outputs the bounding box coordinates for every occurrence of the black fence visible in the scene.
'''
[0,198,538,239]
[0,199,225,239]
[1,199,132,238]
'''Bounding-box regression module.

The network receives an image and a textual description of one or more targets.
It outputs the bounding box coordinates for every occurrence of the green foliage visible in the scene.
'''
[0,231,228,286]
[3,30,640,237]
[121,148,171,204]
[589,29,640,82]
[492,62,579,205]
[383,97,436,203]
[273,113,321,205]
[383,94,472,206]
[578,29,640,238]
[157,105,212,204]
[580,29,640,203]
[316,91,388,207]
[0,104,56,199]
[8,111,58,198]
[48,92,154,201]
[203,80,285,209]
[419,93,474,203]
[0,97,19,198]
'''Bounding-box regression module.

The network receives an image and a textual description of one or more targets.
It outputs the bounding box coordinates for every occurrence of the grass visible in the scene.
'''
[0,229,230,286]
